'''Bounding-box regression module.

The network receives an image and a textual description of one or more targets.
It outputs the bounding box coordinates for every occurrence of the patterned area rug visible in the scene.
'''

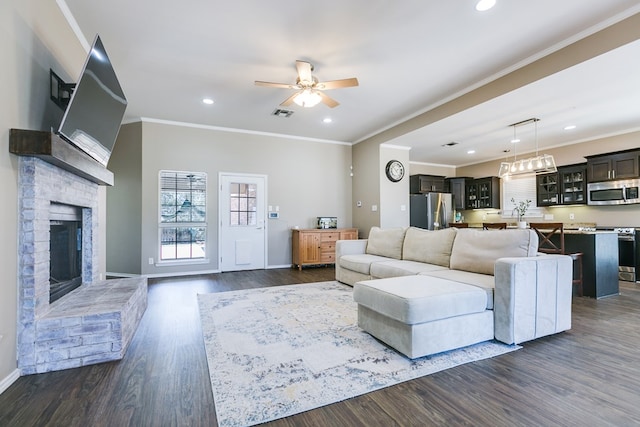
[198,281,520,427]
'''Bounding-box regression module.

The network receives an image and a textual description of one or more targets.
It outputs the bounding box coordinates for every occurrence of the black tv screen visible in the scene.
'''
[58,35,127,166]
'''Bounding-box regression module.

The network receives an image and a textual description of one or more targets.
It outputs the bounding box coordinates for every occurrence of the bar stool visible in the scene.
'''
[482,222,507,230]
[448,222,469,228]
[529,222,584,297]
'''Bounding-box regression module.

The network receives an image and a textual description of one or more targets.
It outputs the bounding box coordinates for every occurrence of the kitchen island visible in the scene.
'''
[564,230,619,298]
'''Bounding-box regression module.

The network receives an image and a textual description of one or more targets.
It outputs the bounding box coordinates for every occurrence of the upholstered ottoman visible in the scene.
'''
[353,275,494,358]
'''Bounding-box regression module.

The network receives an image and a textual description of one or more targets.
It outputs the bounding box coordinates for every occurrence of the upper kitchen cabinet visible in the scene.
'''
[410,174,446,194]
[536,172,559,206]
[466,177,500,209]
[586,149,640,182]
[559,163,587,205]
[445,177,471,210]
[537,163,587,206]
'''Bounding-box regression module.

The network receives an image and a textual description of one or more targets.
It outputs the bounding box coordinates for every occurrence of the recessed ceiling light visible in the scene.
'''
[467,150,476,154]
[323,117,332,123]
[202,98,214,105]
[476,0,496,12]
[510,138,520,143]
[564,125,577,130]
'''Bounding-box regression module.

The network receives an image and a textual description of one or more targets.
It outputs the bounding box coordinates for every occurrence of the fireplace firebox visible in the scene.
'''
[49,203,83,303]
[49,219,82,303]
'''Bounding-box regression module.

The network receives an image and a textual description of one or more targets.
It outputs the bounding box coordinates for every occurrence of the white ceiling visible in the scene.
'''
[62,0,640,167]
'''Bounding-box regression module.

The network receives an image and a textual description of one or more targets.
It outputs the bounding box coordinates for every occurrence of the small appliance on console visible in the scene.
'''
[317,217,337,229]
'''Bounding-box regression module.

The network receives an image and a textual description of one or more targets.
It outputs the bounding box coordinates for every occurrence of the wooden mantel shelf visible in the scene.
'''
[9,129,114,186]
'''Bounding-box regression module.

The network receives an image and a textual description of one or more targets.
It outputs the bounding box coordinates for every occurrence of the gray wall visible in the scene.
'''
[1,0,93,385]
[106,120,353,276]
[352,138,380,237]
[107,122,143,275]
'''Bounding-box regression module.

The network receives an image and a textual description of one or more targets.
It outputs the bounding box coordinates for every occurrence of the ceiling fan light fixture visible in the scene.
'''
[476,0,496,12]
[293,89,322,108]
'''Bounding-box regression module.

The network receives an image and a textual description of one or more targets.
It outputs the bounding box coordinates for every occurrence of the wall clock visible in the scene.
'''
[385,160,405,182]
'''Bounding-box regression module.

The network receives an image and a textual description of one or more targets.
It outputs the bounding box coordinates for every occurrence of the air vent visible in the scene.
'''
[272,109,294,118]
[442,141,459,147]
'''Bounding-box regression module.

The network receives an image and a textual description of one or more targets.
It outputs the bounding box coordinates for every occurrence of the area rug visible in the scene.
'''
[197,281,520,427]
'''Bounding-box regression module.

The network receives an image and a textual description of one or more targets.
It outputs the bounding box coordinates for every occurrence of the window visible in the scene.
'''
[501,175,542,219]
[159,171,207,261]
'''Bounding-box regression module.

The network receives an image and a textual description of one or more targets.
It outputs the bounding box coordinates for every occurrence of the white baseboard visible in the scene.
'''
[0,369,20,395]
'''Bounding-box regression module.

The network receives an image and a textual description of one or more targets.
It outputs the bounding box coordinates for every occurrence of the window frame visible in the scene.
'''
[157,170,209,265]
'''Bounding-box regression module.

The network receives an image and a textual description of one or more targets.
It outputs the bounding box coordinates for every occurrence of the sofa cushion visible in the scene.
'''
[365,227,406,260]
[354,276,487,325]
[420,269,495,309]
[339,253,393,275]
[449,229,538,275]
[402,227,457,267]
[370,260,448,279]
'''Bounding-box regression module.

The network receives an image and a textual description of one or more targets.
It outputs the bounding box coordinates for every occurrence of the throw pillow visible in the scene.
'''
[402,227,457,267]
[450,228,538,275]
[366,227,406,260]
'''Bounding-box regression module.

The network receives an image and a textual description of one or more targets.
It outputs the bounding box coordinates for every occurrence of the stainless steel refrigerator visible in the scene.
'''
[410,193,453,230]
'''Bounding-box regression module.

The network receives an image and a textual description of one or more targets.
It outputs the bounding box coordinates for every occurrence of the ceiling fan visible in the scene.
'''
[255,60,359,108]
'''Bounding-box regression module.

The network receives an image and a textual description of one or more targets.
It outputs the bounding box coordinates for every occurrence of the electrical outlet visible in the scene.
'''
[148,257,154,265]
[482,214,487,221]
[569,213,575,220]
[371,204,378,212]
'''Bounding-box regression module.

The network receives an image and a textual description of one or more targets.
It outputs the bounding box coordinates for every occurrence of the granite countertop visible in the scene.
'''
[461,222,622,234]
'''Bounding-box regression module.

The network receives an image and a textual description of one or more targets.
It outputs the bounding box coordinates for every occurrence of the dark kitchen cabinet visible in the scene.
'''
[536,172,559,206]
[586,149,640,182]
[410,174,446,193]
[466,177,500,209]
[559,163,587,205]
[537,164,588,206]
[446,177,471,210]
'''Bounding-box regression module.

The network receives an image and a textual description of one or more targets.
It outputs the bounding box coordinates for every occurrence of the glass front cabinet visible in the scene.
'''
[536,163,586,206]
[559,164,586,205]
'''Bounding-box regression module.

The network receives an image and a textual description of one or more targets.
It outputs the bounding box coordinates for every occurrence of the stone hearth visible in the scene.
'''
[17,156,146,374]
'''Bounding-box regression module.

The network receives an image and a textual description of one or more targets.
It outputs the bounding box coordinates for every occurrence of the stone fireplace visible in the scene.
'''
[14,131,147,375]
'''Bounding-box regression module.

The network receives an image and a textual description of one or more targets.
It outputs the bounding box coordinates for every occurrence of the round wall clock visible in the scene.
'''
[385,160,405,182]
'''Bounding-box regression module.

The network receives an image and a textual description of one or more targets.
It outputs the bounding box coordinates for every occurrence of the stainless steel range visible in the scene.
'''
[598,227,639,282]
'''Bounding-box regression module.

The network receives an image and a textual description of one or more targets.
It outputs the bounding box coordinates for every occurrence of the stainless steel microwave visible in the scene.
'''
[587,179,640,205]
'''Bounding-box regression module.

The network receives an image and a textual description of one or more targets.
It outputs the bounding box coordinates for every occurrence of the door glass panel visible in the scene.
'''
[230,182,257,226]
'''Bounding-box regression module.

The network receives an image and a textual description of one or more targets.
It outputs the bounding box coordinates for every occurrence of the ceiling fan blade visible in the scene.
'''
[295,60,313,83]
[318,91,339,108]
[255,81,297,89]
[280,92,299,107]
[316,78,359,90]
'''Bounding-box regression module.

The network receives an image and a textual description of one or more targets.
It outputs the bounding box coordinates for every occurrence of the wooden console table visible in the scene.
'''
[292,228,358,270]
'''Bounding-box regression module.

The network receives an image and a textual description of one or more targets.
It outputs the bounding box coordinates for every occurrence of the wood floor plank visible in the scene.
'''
[1,267,640,426]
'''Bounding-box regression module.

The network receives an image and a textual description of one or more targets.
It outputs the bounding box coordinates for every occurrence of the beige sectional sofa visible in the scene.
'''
[336,226,573,358]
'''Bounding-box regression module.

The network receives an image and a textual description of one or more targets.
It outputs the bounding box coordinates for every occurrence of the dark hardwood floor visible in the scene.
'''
[1,267,640,426]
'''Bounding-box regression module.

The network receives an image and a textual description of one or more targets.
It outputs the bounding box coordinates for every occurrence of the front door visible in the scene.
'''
[219,173,267,271]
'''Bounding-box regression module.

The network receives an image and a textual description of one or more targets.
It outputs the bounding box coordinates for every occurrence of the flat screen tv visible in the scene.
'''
[57,34,127,166]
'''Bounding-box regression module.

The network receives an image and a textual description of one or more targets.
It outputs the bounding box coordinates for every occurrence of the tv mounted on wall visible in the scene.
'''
[54,34,127,167]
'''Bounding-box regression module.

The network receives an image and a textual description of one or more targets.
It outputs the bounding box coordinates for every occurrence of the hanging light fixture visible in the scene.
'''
[497,118,557,178]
